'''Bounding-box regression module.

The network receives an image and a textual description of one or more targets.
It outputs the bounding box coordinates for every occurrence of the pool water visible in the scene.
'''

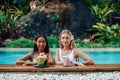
[0,50,120,64]
[80,51,120,64]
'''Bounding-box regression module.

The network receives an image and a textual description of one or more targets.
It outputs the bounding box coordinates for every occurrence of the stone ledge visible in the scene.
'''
[0,64,120,72]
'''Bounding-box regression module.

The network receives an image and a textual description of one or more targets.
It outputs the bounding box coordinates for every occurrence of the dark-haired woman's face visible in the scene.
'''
[36,37,46,52]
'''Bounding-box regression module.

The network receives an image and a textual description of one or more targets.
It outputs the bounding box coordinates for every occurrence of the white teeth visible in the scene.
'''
[0,71,120,80]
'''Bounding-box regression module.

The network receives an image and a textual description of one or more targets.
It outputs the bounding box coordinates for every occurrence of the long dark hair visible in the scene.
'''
[33,35,49,54]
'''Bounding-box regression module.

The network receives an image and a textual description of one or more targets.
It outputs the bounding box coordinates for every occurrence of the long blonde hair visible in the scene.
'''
[59,29,76,49]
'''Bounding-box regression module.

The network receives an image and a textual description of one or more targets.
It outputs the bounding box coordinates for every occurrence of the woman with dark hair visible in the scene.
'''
[16,35,54,66]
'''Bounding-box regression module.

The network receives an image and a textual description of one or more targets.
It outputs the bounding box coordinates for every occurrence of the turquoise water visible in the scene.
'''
[0,50,120,64]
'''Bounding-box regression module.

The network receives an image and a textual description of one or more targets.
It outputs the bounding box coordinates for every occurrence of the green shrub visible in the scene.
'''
[6,37,34,48]
[104,39,120,48]
[89,43,103,48]
[74,38,83,48]
[47,36,59,48]
[6,36,120,48]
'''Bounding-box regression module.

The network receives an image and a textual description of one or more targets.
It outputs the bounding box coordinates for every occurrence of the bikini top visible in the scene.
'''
[59,48,76,62]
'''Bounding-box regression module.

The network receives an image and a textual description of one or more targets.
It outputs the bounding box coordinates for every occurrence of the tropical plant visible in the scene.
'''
[88,23,120,44]
[0,10,18,40]
[0,10,6,23]
[6,6,23,20]
[90,5,113,23]
[85,0,112,8]
[13,0,30,14]
[86,0,120,24]
[110,0,120,14]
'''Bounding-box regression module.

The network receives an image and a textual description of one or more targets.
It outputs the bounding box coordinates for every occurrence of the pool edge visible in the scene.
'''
[0,64,120,72]
[1,48,120,51]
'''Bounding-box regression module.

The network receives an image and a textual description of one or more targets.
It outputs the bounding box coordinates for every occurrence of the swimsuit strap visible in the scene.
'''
[59,48,64,61]
[59,48,75,62]
[69,49,76,61]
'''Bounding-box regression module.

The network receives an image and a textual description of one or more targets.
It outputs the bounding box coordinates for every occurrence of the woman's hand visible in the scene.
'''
[22,62,35,66]
[72,61,85,66]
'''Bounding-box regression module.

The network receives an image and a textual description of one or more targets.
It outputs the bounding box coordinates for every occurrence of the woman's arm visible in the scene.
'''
[46,52,55,65]
[75,49,94,65]
[16,52,34,66]
[55,49,63,65]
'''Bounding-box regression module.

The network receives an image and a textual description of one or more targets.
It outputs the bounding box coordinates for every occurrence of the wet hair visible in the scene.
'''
[33,35,49,54]
[59,29,76,49]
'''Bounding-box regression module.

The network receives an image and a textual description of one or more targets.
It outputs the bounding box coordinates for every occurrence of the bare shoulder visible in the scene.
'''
[46,52,51,55]
[27,52,34,55]
[74,48,83,53]
[46,51,54,56]
[24,52,34,57]
[46,51,51,54]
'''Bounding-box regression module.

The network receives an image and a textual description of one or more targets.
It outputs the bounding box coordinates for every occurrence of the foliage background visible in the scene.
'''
[0,0,120,48]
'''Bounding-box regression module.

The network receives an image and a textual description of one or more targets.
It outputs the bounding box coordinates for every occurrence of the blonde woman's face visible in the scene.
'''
[60,33,71,47]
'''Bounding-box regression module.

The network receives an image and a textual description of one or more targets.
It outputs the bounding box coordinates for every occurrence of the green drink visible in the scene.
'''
[36,54,47,66]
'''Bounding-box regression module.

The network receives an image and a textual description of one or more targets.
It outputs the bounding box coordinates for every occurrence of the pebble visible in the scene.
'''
[0,71,120,80]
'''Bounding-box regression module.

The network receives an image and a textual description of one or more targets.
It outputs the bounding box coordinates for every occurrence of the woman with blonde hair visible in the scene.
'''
[55,29,94,66]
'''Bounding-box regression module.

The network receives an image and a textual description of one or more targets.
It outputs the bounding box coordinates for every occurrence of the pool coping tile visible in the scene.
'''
[0,64,120,72]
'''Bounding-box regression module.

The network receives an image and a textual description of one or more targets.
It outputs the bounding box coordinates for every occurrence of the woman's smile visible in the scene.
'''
[37,37,46,51]
[60,33,71,47]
